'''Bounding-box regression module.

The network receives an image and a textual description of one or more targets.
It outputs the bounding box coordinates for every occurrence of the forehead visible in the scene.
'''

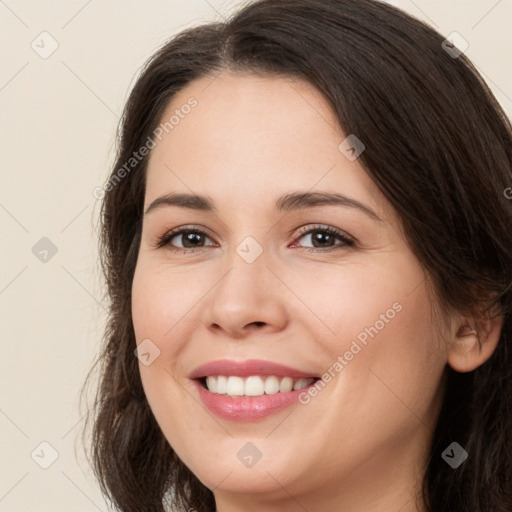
[144,71,393,223]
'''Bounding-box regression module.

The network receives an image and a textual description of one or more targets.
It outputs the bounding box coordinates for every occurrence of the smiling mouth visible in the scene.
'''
[197,375,321,396]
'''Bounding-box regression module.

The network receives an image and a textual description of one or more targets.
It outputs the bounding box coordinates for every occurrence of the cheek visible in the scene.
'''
[306,260,445,424]
[131,262,204,451]
[131,260,202,342]
[290,258,412,354]
[336,284,445,435]
[131,262,195,407]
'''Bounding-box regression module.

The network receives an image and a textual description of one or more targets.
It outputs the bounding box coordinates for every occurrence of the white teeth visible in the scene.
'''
[293,378,313,391]
[244,376,265,396]
[279,376,294,393]
[204,375,316,396]
[216,375,227,394]
[206,376,217,393]
[226,376,245,396]
[264,376,280,394]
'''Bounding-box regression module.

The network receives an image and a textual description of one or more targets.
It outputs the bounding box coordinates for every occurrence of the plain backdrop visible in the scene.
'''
[1,0,511,510]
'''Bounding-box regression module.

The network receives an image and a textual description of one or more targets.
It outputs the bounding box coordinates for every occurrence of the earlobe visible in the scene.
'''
[447,314,504,373]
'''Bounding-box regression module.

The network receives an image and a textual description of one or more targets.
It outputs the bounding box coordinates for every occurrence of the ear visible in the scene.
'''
[447,310,504,373]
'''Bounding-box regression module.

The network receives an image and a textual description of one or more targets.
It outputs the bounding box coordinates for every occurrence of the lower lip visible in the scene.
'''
[191,379,318,421]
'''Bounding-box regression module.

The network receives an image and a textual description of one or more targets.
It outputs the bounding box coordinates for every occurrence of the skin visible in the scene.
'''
[131,71,503,512]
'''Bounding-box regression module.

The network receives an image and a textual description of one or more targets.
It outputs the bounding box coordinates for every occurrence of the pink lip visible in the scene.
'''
[188,359,320,422]
[188,359,320,379]
[190,379,318,421]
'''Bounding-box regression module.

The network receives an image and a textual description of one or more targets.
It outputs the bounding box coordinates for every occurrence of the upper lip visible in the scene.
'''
[188,359,320,380]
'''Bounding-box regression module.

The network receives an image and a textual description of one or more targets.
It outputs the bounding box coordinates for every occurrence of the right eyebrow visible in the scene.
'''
[144,193,216,216]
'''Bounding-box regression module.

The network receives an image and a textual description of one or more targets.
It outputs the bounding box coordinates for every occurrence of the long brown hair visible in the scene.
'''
[80,1,512,510]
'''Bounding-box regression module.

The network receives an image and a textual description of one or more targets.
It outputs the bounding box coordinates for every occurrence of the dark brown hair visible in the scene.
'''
[80,0,512,510]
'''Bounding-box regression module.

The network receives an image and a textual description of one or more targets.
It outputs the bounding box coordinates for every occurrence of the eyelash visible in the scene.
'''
[153,224,355,253]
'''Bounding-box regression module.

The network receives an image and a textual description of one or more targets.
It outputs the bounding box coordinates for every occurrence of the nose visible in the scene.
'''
[203,251,289,339]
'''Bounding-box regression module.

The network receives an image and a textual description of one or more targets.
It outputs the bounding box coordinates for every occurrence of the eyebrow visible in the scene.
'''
[144,191,382,222]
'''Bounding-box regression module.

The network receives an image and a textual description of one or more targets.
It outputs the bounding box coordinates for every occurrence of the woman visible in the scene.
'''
[81,0,512,510]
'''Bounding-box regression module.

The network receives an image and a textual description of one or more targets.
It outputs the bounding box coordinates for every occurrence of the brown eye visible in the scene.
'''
[291,225,355,252]
[154,227,216,250]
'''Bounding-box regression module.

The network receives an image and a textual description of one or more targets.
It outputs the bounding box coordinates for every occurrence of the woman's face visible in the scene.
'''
[131,71,450,509]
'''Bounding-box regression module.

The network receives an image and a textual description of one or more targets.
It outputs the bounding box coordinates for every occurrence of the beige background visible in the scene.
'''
[1,0,510,510]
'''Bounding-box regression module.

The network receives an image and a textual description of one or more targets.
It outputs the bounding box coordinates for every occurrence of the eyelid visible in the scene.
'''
[288,225,355,253]
[292,223,355,244]
[153,224,217,249]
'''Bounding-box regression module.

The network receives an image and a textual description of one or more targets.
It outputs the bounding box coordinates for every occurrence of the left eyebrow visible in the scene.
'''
[275,191,383,222]
[144,191,383,222]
